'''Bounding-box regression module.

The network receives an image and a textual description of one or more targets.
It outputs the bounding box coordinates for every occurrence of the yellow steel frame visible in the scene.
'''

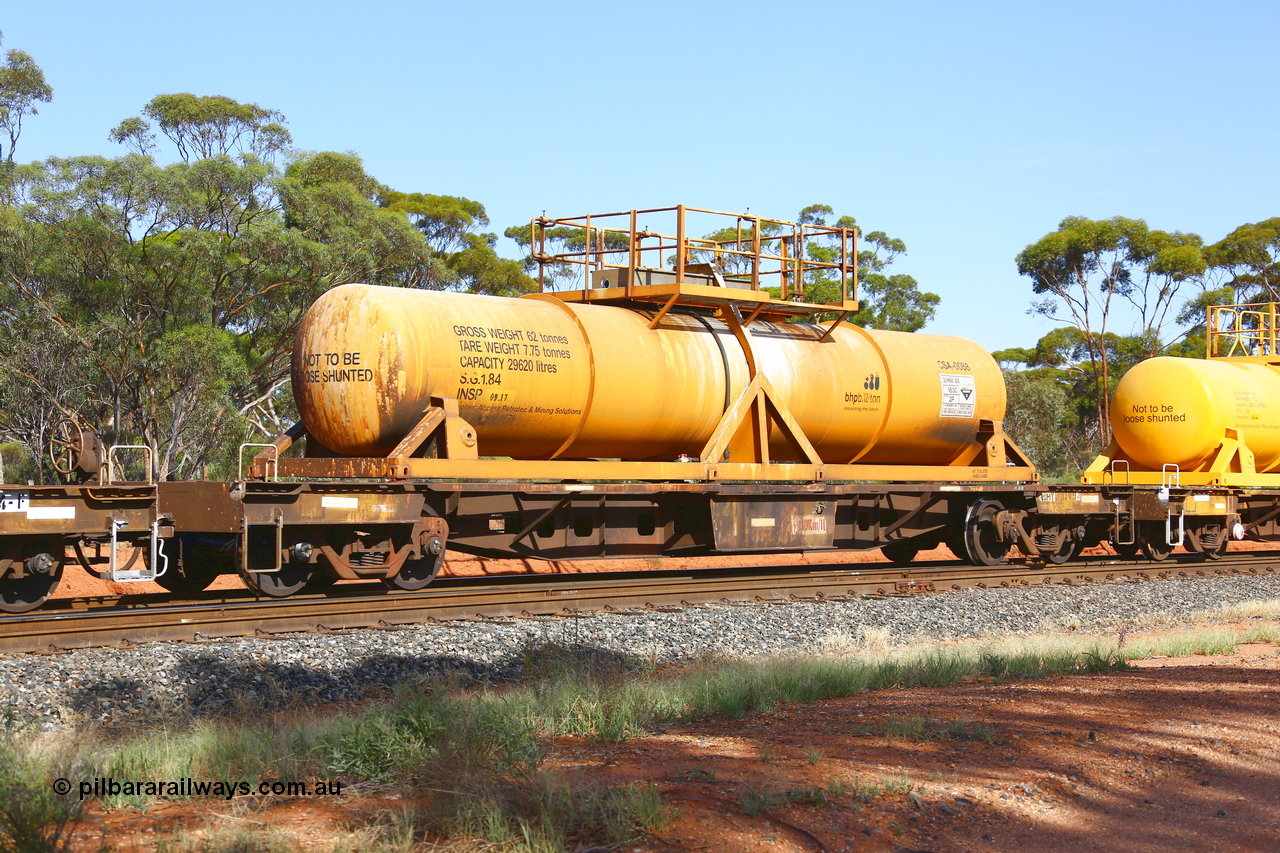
[1207,302,1280,358]
[255,400,1036,484]
[1080,429,1280,487]
[529,205,859,321]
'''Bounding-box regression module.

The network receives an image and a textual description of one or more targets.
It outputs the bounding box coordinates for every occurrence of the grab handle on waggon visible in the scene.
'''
[107,445,153,485]
[241,443,279,482]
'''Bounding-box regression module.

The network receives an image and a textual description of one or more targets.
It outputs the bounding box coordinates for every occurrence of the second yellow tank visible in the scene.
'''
[1111,356,1280,471]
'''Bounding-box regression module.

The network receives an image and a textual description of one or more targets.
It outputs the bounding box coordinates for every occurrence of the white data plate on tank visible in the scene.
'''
[320,496,360,509]
[939,374,976,418]
[0,492,30,512]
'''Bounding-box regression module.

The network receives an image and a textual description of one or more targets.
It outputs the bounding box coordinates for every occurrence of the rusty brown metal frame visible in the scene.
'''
[267,455,1036,484]
[0,486,163,586]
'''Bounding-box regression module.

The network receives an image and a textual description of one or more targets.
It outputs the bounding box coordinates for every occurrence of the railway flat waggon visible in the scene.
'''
[224,205,1054,594]
[3,206,1278,613]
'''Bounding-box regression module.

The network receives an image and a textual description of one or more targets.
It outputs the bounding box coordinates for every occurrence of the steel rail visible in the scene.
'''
[4,552,1278,655]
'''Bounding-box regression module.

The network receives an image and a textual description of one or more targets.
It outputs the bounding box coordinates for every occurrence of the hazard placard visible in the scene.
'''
[939,374,976,418]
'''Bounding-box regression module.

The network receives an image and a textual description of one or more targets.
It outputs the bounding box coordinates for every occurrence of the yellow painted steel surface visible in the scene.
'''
[293,284,1006,463]
[1112,356,1280,471]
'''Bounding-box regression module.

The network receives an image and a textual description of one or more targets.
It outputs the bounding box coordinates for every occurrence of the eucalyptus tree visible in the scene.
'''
[0,32,51,165]
[1016,216,1206,441]
[794,204,939,331]
[0,94,457,479]
[1205,218,1280,303]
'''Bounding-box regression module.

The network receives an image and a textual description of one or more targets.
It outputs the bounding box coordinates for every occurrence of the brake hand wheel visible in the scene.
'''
[48,418,86,480]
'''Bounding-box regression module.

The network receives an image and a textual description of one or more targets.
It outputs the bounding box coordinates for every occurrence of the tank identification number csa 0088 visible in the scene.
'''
[939,373,976,418]
[298,352,372,383]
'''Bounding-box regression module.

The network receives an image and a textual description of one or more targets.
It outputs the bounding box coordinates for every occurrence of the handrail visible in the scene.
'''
[1207,302,1280,358]
[107,445,154,485]
[240,443,279,481]
[529,205,858,307]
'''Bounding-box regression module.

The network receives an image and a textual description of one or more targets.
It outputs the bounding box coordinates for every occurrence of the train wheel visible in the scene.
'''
[384,535,445,591]
[238,527,317,597]
[880,540,921,565]
[302,568,340,593]
[1138,521,1175,562]
[72,539,143,575]
[156,535,230,593]
[964,499,1010,567]
[240,562,315,598]
[1109,540,1141,559]
[154,563,217,594]
[0,540,63,613]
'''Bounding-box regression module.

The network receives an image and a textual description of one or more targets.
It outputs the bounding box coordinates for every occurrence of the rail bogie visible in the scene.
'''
[157,481,448,596]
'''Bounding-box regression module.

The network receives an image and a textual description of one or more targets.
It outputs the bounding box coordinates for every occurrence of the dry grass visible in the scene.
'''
[5,595,1276,852]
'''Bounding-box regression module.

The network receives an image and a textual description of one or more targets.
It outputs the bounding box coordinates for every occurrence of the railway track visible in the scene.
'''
[5,552,1277,655]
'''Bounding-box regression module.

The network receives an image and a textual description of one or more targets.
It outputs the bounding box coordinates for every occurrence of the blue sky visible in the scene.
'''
[4,1,1277,351]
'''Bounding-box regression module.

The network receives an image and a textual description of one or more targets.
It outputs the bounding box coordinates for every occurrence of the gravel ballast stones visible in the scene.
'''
[2,574,1278,729]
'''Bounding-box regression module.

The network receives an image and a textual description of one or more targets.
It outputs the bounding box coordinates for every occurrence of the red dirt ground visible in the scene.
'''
[47,541,1280,850]
[63,637,1280,852]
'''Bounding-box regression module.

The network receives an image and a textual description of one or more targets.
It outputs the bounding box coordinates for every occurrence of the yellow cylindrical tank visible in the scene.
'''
[1112,356,1280,471]
[292,284,1006,463]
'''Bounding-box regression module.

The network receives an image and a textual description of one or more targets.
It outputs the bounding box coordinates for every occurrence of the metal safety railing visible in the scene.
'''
[528,205,859,306]
[107,445,154,485]
[239,443,279,481]
[1207,302,1280,358]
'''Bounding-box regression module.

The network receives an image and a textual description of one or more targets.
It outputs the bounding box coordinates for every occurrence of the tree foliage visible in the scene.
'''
[994,325,1160,474]
[1007,212,1280,476]
[381,190,536,295]
[0,87,533,480]
[0,32,52,165]
[111,93,291,162]
[1000,368,1070,475]
[1015,216,1206,442]
[1205,218,1280,303]
[789,204,938,331]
